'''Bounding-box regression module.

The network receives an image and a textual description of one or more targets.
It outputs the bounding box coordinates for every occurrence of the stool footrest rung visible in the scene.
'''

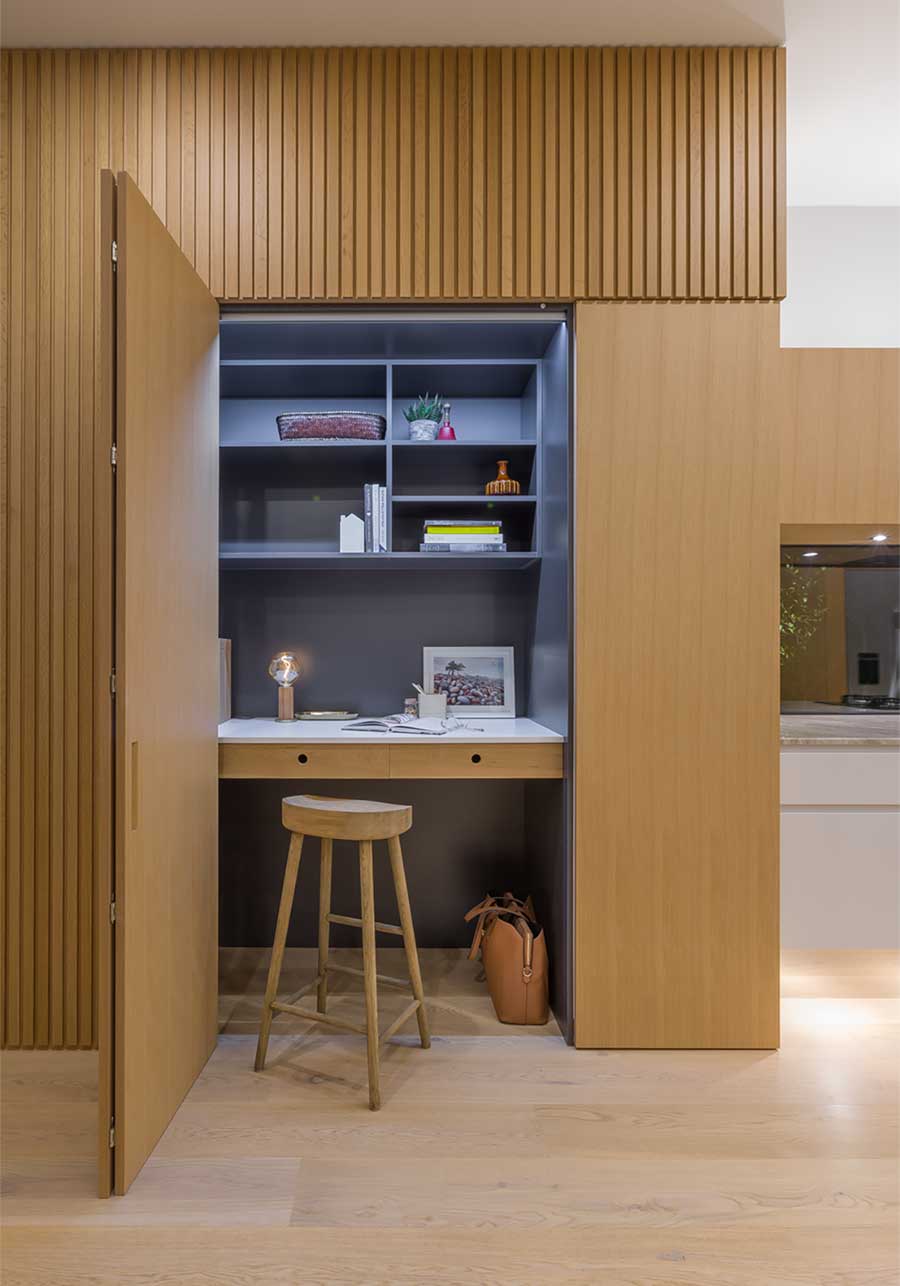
[270,1000,367,1036]
[283,974,325,1007]
[328,912,403,936]
[326,962,411,990]
[379,999,423,1045]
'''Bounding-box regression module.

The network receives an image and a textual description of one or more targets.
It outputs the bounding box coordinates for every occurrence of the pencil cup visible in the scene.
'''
[417,693,447,718]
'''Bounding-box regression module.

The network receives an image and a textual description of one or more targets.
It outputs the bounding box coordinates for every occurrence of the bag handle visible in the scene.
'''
[465,894,539,978]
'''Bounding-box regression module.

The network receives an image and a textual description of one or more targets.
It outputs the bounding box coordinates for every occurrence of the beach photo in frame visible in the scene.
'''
[423,647,516,718]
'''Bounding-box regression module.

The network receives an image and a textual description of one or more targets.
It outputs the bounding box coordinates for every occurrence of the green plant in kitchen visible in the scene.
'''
[403,393,444,426]
[780,562,828,662]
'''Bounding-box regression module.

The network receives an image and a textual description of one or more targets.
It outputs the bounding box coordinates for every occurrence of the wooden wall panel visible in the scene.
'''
[0,45,785,1048]
[779,349,900,526]
[574,301,782,1049]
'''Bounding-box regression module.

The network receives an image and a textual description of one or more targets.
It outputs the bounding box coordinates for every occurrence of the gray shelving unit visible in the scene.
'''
[219,339,546,567]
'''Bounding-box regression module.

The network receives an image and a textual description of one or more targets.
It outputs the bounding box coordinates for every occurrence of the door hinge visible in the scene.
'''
[111,239,118,269]
[109,899,117,925]
[109,669,117,696]
[109,1118,116,1148]
[110,443,117,469]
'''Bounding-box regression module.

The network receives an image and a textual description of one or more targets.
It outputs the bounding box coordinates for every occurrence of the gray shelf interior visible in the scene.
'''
[217,309,572,1035]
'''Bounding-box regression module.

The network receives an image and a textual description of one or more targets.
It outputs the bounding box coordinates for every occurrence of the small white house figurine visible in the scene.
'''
[339,512,365,553]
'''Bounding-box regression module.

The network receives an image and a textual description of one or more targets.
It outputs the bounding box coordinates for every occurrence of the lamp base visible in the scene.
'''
[276,686,295,721]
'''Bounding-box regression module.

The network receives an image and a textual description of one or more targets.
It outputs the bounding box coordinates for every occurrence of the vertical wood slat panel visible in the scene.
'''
[557,48,573,298]
[1,44,786,1049]
[499,47,515,298]
[702,47,717,297]
[0,49,7,1050]
[644,48,659,298]
[629,48,645,298]
[745,48,761,299]
[339,47,355,299]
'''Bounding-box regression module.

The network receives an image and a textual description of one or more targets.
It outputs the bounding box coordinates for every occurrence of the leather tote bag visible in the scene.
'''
[465,892,549,1026]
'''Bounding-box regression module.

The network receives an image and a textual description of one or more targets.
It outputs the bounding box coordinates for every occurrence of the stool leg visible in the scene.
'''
[316,837,333,1013]
[358,839,381,1110]
[387,834,431,1050]
[254,832,304,1072]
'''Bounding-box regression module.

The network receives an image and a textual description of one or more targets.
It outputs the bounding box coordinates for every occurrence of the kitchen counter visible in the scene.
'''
[780,713,900,748]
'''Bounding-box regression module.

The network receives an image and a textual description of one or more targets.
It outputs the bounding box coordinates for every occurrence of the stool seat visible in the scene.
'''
[282,794,412,841]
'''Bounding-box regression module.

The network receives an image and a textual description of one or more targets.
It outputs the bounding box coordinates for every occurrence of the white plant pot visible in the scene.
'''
[409,419,440,442]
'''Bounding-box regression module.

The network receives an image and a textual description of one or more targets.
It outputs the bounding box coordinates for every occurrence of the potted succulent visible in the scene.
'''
[403,392,443,442]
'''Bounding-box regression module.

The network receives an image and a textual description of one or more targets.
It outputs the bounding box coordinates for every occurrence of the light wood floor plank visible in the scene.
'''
[2,1226,896,1285]
[1,950,897,1284]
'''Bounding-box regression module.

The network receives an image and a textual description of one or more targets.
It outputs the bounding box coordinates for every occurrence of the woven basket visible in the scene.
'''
[276,411,387,441]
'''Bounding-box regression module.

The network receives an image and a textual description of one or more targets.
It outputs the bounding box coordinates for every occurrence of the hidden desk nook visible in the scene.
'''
[216,310,573,1042]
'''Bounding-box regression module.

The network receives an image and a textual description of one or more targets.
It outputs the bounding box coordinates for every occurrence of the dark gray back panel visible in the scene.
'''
[221,567,537,718]
[220,778,537,948]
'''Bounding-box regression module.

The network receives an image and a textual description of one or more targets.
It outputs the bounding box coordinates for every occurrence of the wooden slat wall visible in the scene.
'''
[0,45,785,1049]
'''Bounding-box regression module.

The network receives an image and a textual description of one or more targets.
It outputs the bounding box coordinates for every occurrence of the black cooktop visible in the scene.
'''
[840,695,900,711]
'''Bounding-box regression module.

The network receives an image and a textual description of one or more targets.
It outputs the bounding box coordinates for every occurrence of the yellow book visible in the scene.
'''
[424,524,502,535]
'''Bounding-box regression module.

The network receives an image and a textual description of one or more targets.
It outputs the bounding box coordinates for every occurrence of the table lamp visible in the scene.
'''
[268,651,301,721]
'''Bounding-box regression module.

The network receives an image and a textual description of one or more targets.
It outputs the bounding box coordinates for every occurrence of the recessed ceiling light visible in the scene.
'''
[871,533,888,543]
[803,550,819,558]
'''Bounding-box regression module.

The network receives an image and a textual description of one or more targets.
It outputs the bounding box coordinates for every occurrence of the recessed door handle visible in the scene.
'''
[298,753,309,765]
[130,740,139,830]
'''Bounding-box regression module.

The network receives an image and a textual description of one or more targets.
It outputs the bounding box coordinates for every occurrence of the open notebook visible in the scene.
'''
[342,714,448,735]
[342,714,484,736]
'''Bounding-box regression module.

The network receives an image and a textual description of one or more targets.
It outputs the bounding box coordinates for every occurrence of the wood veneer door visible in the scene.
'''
[573,301,781,1049]
[109,172,219,1193]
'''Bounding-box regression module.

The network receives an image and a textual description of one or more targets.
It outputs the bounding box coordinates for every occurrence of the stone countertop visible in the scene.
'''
[781,714,900,748]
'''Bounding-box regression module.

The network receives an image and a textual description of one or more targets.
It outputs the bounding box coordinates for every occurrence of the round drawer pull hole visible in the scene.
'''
[471,753,482,764]
[297,753,309,764]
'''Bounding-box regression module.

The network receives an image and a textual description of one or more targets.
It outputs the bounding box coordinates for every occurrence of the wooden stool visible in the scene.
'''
[254,794,430,1109]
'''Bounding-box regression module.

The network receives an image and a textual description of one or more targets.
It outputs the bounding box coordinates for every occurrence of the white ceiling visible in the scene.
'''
[785,0,899,205]
[1,0,785,50]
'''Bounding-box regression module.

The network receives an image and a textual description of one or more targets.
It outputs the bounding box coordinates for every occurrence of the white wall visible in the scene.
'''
[780,206,900,347]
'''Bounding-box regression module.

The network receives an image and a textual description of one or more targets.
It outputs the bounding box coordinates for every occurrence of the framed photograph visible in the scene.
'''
[423,646,516,718]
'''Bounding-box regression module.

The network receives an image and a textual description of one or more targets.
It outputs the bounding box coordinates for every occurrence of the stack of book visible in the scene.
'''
[364,484,388,552]
[419,518,506,553]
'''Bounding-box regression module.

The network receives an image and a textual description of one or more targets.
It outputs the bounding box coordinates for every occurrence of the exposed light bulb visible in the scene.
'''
[871,533,888,543]
[803,551,819,558]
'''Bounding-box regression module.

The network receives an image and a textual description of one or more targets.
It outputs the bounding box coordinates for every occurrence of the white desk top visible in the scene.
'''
[218,717,565,745]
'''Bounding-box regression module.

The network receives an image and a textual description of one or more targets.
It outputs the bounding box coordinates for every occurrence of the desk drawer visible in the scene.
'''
[219,743,390,780]
[389,742,563,779]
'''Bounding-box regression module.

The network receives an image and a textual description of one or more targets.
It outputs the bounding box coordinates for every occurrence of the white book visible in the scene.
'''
[379,485,388,552]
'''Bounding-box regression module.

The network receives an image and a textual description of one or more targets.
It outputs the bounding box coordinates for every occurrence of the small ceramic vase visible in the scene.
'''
[485,459,521,496]
[409,419,439,442]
